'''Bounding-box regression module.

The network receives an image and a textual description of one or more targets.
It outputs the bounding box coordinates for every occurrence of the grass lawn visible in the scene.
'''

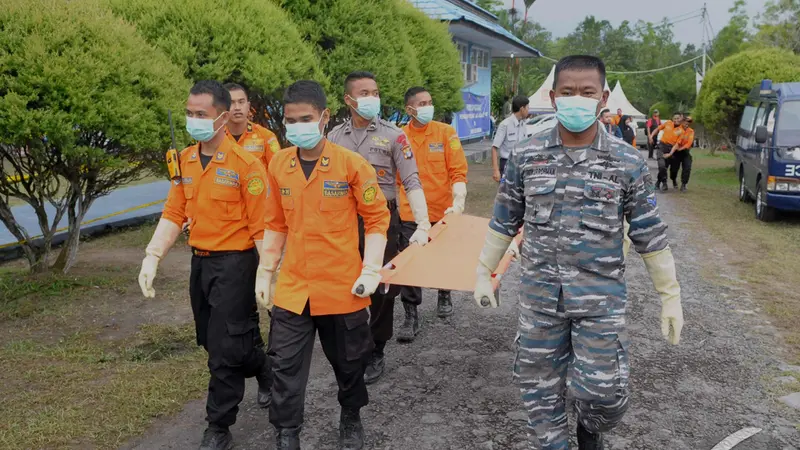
[673,149,800,366]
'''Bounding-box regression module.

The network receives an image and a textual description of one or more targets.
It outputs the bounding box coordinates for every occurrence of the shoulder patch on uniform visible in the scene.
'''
[269,138,280,153]
[396,134,409,147]
[247,177,264,195]
[449,136,462,151]
[323,180,349,198]
[362,186,377,204]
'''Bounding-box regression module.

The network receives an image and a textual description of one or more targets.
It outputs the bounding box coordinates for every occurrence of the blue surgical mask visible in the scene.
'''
[185,113,224,142]
[349,95,381,120]
[285,120,324,150]
[554,96,601,133]
[413,105,434,125]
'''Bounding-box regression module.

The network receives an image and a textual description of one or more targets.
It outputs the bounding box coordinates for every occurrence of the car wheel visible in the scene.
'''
[755,183,777,222]
[738,170,750,202]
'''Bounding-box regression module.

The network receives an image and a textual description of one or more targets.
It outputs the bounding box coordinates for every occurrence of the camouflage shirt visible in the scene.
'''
[489,123,668,317]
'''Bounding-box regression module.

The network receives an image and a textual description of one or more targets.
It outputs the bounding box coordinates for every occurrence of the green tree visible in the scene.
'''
[107,0,324,142]
[395,0,464,115]
[756,0,800,53]
[711,0,753,62]
[280,0,423,119]
[475,0,504,14]
[0,0,189,273]
[695,48,800,144]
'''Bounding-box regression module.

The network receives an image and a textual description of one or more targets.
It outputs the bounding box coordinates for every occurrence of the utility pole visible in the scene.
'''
[701,3,707,77]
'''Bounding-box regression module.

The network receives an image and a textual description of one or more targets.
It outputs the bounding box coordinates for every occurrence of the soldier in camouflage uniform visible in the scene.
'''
[473,56,684,450]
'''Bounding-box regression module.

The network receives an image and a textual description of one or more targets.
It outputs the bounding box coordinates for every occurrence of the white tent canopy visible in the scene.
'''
[528,65,612,114]
[606,81,646,118]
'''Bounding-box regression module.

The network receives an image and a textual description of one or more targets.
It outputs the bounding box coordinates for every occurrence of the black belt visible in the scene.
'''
[191,248,252,258]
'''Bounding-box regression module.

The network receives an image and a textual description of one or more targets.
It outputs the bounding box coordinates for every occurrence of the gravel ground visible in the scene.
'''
[123,163,800,450]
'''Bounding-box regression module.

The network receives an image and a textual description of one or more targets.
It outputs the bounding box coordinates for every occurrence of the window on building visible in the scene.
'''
[456,42,488,84]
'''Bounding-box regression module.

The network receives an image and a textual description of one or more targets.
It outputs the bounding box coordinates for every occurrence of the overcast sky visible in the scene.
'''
[500,0,767,50]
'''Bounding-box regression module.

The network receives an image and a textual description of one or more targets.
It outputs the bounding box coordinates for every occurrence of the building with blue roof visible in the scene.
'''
[411,0,540,141]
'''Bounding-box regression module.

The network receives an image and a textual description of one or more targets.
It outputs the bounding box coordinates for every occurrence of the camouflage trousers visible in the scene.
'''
[514,309,630,450]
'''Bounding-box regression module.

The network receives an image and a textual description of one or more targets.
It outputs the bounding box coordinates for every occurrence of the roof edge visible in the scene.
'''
[449,18,541,57]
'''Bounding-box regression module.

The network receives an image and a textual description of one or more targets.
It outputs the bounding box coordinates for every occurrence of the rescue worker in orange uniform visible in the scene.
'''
[254,80,390,450]
[666,116,695,192]
[398,86,468,329]
[224,83,281,170]
[328,71,430,385]
[223,82,276,410]
[137,80,270,450]
[649,112,684,192]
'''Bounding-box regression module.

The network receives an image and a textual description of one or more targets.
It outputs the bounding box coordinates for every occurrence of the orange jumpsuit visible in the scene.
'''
[263,141,390,316]
[398,120,468,223]
[226,121,281,170]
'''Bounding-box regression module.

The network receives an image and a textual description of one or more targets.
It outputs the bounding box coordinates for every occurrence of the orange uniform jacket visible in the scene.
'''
[161,137,267,252]
[264,141,391,316]
[676,127,695,150]
[656,120,684,146]
[226,122,281,170]
[398,121,468,223]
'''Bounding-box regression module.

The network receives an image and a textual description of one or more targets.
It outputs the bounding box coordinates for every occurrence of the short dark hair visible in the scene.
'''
[283,80,327,112]
[404,86,428,105]
[600,108,610,115]
[345,71,376,95]
[511,95,529,113]
[553,55,606,90]
[190,80,231,112]
[223,82,248,99]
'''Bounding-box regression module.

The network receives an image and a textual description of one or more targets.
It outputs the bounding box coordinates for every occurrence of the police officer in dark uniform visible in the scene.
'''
[138,80,270,450]
[328,71,430,384]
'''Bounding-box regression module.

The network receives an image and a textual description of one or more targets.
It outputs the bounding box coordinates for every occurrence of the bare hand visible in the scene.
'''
[492,168,501,182]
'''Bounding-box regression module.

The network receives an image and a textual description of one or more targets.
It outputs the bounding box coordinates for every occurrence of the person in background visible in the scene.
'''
[665,116,695,192]
[619,115,636,145]
[611,107,624,125]
[492,95,530,182]
[649,112,684,192]
[601,109,623,139]
[224,83,281,170]
[138,80,270,450]
[646,110,662,159]
[256,80,390,450]
[397,86,469,345]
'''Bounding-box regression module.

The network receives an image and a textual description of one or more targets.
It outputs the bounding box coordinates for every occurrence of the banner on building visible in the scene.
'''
[455,92,491,140]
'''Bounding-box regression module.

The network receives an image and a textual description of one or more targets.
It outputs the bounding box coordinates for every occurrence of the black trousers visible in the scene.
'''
[647,133,656,158]
[499,157,508,179]
[656,142,672,184]
[189,248,267,428]
[358,202,401,346]
[670,150,693,185]
[398,220,450,306]
[268,304,371,429]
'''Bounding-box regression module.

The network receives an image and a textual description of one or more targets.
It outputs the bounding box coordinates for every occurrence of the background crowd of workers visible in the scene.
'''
[136,53,686,450]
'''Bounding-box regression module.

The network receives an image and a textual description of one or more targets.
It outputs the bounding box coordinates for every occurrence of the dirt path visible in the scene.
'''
[123,165,800,450]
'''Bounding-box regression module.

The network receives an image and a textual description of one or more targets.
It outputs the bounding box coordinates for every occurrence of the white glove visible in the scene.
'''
[642,247,684,345]
[256,230,287,310]
[473,228,512,308]
[138,219,181,298]
[406,189,431,246]
[255,266,274,310]
[444,182,467,215]
[506,239,520,261]
[352,233,387,298]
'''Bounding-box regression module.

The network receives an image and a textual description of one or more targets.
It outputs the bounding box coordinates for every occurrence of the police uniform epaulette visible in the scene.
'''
[377,118,402,133]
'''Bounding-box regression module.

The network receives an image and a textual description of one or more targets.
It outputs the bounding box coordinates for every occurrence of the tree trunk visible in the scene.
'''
[0,201,55,273]
[52,188,89,274]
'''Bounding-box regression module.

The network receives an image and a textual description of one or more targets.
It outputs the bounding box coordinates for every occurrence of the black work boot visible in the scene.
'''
[256,361,272,408]
[680,184,688,192]
[660,181,668,192]
[199,426,233,450]
[672,179,678,188]
[577,422,604,450]
[275,426,301,450]
[339,408,365,450]
[364,343,385,385]
[436,291,453,318]
[396,302,420,343]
